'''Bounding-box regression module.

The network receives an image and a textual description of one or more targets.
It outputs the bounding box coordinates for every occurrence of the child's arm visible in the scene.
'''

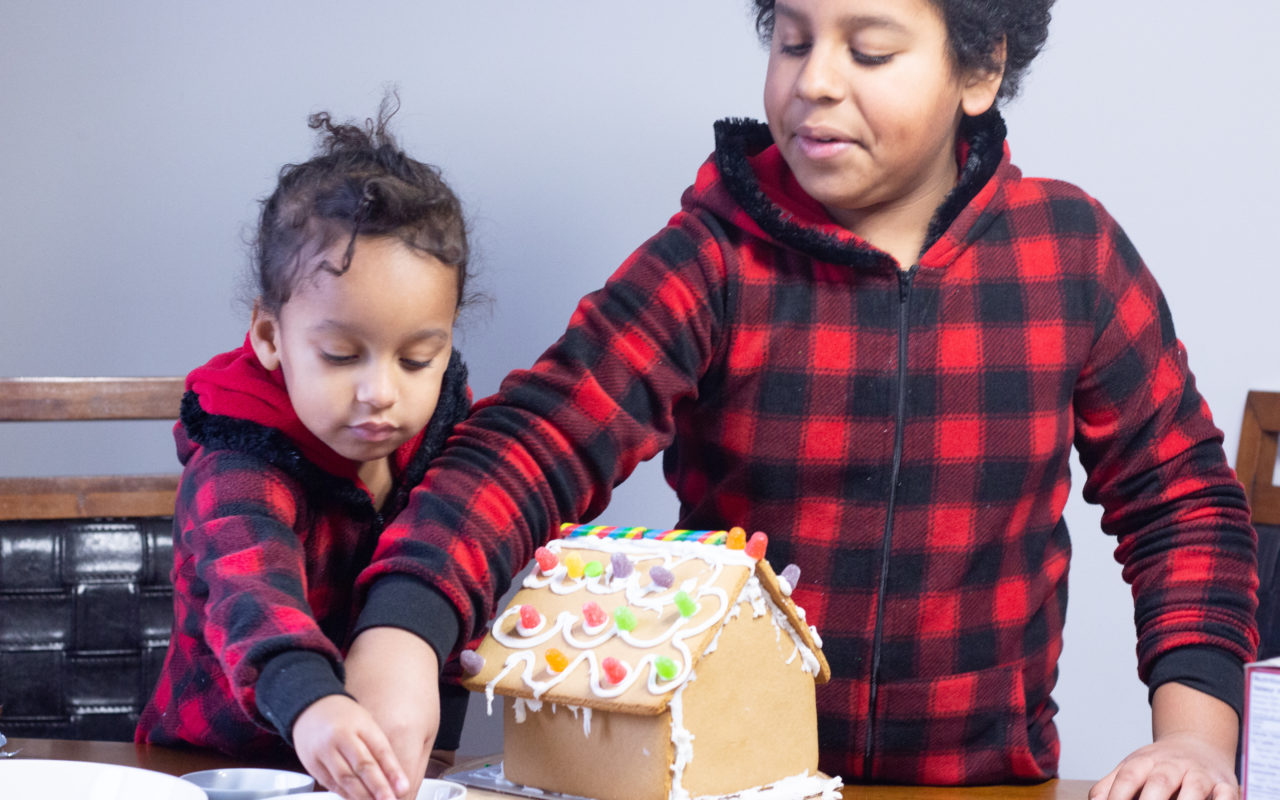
[1090,682,1238,800]
[343,626,442,800]
[292,694,410,800]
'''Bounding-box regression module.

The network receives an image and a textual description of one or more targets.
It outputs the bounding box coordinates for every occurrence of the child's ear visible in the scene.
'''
[960,37,1006,117]
[248,301,283,371]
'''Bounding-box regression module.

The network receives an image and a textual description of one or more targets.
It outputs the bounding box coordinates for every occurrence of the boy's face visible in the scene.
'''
[250,235,458,466]
[763,0,1001,238]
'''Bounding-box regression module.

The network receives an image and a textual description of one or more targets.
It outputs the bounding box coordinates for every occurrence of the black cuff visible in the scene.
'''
[256,649,348,744]
[434,682,471,751]
[1147,645,1245,720]
[353,575,463,669]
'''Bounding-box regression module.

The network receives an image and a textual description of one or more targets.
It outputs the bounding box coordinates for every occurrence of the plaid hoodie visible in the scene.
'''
[362,112,1257,783]
[137,340,470,758]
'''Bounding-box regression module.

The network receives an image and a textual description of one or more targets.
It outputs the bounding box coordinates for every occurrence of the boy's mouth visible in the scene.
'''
[793,124,856,160]
[349,421,398,442]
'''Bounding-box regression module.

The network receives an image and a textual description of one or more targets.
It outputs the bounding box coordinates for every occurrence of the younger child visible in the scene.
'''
[137,98,473,800]
[358,2,1256,799]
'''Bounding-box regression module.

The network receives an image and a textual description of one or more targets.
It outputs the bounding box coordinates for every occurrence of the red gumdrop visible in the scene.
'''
[582,601,607,628]
[602,656,628,685]
[745,531,768,560]
[519,604,542,630]
[535,547,559,573]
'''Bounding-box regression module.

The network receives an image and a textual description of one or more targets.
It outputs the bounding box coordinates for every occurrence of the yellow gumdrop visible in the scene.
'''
[565,552,584,579]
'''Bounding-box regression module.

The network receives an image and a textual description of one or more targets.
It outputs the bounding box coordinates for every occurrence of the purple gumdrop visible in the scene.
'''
[649,565,674,589]
[611,551,633,580]
[781,564,801,588]
[460,649,485,676]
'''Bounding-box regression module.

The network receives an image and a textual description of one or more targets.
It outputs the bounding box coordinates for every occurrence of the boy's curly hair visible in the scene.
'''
[751,0,1054,102]
[254,92,471,314]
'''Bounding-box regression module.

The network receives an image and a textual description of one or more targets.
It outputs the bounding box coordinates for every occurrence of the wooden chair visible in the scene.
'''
[1238,390,1280,660]
[0,377,184,740]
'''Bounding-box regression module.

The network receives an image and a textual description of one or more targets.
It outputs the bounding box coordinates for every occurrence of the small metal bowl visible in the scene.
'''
[180,768,315,800]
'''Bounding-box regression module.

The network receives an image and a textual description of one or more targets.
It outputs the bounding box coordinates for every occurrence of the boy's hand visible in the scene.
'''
[292,694,410,800]
[345,627,442,800]
[1090,683,1239,800]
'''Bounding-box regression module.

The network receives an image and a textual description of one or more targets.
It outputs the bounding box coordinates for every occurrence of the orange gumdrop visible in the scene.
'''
[546,647,569,673]
[727,527,747,550]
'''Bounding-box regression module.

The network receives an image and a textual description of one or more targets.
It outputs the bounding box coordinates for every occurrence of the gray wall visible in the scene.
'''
[3,0,1277,780]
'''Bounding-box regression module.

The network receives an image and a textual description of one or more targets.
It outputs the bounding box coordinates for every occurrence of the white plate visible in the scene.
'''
[283,778,466,800]
[0,759,209,799]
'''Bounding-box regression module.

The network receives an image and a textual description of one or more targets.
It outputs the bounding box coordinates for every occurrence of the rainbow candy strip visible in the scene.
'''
[560,524,728,546]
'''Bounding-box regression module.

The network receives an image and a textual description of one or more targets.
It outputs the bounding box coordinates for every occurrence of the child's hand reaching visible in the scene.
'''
[292,694,410,800]
[345,627,442,800]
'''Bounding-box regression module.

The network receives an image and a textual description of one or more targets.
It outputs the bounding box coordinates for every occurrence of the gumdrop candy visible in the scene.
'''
[534,547,559,574]
[654,656,678,681]
[610,552,633,580]
[459,649,485,676]
[602,656,628,685]
[780,563,801,588]
[565,552,584,579]
[584,560,604,578]
[745,531,768,560]
[727,526,747,550]
[674,590,696,618]
[614,606,638,632]
[519,604,542,632]
[546,648,569,673]
[649,565,674,589]
[582,601,608,629]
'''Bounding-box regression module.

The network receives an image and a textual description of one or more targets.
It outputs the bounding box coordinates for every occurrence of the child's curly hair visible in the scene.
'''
[254,92,470,314]
[751,0,1054,102]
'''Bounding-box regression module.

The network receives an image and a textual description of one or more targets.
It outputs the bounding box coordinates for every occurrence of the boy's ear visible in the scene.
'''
[248,301,283,371]
[960,37,1006,117]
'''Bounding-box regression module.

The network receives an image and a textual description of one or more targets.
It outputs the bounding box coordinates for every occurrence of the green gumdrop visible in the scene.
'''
[584,560,604,578]
[674,590,696,618]
[654,656,678,681]
[614,606,637,632]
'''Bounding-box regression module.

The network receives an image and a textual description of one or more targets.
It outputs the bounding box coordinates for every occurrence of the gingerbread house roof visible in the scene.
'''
[460,525,830,716]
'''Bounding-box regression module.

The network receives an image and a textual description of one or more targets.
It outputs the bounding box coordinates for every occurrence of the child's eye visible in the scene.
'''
[778,41,811,57]
[321,352,358,365]
[400,358,433,370]
[851,50,892,67]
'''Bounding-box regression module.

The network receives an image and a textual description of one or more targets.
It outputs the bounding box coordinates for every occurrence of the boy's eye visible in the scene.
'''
[778,41,811,57]
[321,352,358,365]
[400,357,433,370]
[851,50,892,67]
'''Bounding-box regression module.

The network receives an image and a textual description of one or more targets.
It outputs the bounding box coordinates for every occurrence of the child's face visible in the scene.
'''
[763,0,1001,233]
[250,235,458,466]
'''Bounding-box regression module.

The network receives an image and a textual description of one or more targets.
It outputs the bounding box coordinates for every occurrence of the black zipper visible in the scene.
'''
[863,265,916,777]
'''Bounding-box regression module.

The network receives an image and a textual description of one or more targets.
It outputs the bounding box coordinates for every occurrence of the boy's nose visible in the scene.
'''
[795,46,844,103]
[356,364,397,409]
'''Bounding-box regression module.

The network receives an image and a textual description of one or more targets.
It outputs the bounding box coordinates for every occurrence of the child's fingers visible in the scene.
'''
[331,734,402,800]
[361,727,410,799]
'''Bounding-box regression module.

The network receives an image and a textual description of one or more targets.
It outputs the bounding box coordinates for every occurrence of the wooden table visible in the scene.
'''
[4,738,1094,799]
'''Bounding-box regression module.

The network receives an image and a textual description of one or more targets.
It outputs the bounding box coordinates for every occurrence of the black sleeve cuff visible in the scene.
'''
[255,649,348,744]
[1147,645,1245,720]
[353,574,463,668]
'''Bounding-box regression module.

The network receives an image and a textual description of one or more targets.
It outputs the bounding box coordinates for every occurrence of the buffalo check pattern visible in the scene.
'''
[363,113,1257,783]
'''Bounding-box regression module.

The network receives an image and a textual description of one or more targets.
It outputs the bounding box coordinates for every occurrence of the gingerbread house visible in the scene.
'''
[459,525,839,800]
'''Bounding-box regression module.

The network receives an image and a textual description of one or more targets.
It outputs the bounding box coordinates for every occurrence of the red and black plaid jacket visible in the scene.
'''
[137,341,470,758]
[363,112,1257,783]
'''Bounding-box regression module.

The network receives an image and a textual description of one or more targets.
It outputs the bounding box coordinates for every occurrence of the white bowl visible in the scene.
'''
[0,759,208,800]
[181,767,314,800]
[282,778,466,800]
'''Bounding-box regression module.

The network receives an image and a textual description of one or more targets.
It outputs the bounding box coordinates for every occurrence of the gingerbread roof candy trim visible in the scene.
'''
[460,524,830,716]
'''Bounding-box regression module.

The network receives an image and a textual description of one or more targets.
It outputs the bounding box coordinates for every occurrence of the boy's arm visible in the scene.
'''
[355,211,730,654]
[343,627,442,800]
[1091,682,1238,800]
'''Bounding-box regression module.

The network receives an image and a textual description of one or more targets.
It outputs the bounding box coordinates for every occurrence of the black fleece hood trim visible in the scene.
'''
[711,110,1008,268]
[180,348,471,515]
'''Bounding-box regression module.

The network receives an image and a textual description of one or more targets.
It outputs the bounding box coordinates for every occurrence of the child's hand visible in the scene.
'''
[1090,683,1238,800]
[345,627,442,800]
[292,694,410,800]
